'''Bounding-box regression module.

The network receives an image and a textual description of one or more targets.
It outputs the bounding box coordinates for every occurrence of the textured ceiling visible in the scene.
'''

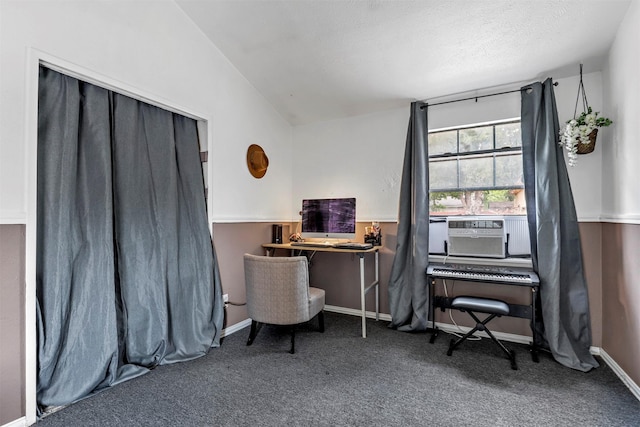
[176,0,631,125]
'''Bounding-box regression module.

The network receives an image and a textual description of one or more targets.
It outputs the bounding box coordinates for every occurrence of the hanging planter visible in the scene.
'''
[559,64,612,166]
[576,128,598,155]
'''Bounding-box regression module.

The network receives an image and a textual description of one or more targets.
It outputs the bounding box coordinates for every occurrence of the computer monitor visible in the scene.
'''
[300,197,356,241]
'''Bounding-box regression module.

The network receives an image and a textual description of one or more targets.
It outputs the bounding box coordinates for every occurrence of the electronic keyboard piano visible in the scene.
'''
[427,264,539,286]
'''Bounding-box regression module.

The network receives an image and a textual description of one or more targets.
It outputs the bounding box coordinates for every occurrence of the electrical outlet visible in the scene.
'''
[223,293,229,303]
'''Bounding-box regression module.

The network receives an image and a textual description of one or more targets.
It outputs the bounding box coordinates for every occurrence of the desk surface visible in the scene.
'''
[263,242,381,254]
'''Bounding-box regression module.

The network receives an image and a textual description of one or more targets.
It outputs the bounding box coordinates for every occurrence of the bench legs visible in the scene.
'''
[447,311,518,370]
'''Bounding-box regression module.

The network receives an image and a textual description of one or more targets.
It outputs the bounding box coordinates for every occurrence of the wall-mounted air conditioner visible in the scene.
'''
[428,215,531,258]
[447,217,507,258]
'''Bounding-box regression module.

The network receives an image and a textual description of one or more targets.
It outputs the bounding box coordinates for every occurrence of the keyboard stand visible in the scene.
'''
[427,264,540,363]
[262,243,380,338]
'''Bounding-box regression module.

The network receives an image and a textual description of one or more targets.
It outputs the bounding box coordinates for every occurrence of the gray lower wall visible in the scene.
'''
[602,223,640,389]
[215,221,605,346]
[0,221,637,425]
[0,224,25,425]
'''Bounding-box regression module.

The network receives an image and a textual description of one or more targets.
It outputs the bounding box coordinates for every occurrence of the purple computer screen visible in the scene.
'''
[301,198,356,234]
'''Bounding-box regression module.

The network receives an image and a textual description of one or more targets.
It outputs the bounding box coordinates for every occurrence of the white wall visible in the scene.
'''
[0,0,293,224]
[555,71,605,221]
[292,107,409,222]
[603,0,640,221]
[0,1,293,424]
[293,72,606,222]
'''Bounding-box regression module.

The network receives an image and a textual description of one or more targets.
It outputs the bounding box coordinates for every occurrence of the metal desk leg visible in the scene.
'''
[358,251,380,338]
[375,251,379,321]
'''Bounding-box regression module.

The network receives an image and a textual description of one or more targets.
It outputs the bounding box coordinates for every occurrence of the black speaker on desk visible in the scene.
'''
[272,224,283,244]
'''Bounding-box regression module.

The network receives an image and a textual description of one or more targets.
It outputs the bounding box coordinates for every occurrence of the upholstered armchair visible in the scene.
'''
[243,254,325,354]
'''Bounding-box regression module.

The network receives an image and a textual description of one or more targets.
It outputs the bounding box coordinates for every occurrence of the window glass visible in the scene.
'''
[428,120,525,216]
[429,159,457,190]
[495,154,523,187]
[459,126,492,152]
[459,157,492,189]
[495,122,521,148]
[429,130,457,155]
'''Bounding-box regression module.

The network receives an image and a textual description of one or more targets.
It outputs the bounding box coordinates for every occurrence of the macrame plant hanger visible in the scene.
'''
[573,64,597,154]
[574,64,590,119]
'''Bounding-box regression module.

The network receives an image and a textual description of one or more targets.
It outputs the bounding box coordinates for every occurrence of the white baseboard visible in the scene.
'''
[1,416,27,427]
[324,304,393,322]
[597,347,640,402]
[219,306,392,338]
[221,318,252,338]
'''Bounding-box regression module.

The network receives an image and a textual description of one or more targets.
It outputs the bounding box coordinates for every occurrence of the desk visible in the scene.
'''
[262,243,380,338]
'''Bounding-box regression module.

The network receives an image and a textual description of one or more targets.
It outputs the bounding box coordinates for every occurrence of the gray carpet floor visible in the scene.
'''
[37,312,640,426]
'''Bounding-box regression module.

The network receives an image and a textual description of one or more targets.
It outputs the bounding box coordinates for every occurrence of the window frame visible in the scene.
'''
[428,119,524,193]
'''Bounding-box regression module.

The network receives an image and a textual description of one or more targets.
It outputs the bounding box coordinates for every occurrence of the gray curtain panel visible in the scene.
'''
[37,67,224,409]
[521,79,599,372]
[388,101,430,331]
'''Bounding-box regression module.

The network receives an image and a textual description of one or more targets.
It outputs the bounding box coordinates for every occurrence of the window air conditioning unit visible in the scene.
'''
[447,217,507,258]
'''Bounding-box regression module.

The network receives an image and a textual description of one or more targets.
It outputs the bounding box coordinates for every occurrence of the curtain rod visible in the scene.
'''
[420,81,558,109]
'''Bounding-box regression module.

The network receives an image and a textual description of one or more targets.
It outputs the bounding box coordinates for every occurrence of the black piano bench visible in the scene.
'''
[446,296,517,370]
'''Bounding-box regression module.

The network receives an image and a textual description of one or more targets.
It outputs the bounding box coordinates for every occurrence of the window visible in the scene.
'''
[429,120,526,216]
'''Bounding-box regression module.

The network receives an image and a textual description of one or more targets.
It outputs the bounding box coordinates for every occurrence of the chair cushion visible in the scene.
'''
[308,287,325,318]
[451,296,509,316]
